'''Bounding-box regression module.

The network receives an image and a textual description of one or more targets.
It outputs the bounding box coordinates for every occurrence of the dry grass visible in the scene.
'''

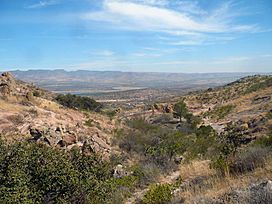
[177,157,272,203]
[38,98,61,112]
[0,99,25,112]
[180,160,216,180]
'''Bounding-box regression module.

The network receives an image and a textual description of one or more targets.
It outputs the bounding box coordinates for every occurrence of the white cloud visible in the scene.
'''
[131,52,162,57]
[62,54,272,72]
[25,0,59,9]
[132,0,168,6]
[89,50,115,57]
[82,0,257,46]
[175,0,207,16]
[83,0,256,34]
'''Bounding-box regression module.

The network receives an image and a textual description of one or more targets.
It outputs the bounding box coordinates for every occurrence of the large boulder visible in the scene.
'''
[0,72,16,98]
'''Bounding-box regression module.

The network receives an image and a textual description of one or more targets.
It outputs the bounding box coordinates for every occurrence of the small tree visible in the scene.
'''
[173,100,188,123]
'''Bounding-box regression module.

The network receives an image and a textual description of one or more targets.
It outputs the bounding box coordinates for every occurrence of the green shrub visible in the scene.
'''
[129,163,160,187]
[210,155,229,176]
[254,134,272,147]
[142,184,173,204]
[205,105,235,120]
[103,109,117,120]
[84,118,94,127]
[0,139,127,204]
[115,119,188,170]
[33,90,42,97]
[173,100,188,123]
[55,93,102,112]
[245,77,272,94]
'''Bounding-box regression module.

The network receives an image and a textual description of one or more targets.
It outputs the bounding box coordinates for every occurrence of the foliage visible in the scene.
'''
[103,109,117,120]
[187,125,218,159]
[173,100,188,122]
[115,118,187,170]
[210,123,262,175]
[245,76,272,94]
[0,139,132,204]
[204,105,235,120]
[55,93,102,112]
[33,90,42,97]
[229,147,269,175]
[129,163,160,187]
[84,118,95,127]
[266,111,272,120]
[116,117,220,170]
[142,184,173,204]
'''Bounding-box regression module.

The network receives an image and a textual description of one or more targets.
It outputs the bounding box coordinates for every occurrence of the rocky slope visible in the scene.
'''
[0,72,115,157]
[1,72,272,203]
[185,75,272,138]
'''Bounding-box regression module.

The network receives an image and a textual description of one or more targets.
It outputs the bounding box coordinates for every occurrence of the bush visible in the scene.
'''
[173,100,188,123]
[229,147,269,175]
[103,109,117,120]
[0,139,127,204]
[55,93,102,112]
[33,90,42,97]
[211,147,270,176]
[205,105,235,120]
[115,118,188,170]
[129,163,160,188]
[142,184,173,204]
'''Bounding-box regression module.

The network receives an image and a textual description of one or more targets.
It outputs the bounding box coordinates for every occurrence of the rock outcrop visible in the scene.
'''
[0,73,114,157]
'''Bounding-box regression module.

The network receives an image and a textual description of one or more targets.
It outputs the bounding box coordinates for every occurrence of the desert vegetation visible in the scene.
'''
[55,93,102,112]
[1,72,272,203]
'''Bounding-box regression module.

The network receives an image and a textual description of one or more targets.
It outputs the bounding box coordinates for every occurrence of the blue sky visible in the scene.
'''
[0,0,272,73]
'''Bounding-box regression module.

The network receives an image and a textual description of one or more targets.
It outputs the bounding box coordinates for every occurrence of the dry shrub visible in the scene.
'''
[229,147,270,175]
[6,114,24,125]
[180,160,215,180]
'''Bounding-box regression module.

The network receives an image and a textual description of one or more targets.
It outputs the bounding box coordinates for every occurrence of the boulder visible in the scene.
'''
[62,134,77,146]
[113,164,127,178]
[153,103,164,112]
[164,104,173,113]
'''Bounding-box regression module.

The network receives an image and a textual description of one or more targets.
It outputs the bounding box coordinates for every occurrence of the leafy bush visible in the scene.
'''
[0,139,130,204]
[55,93,102,112]
[129,163,160,187]
[211,145,270,176]
[33,90,42,97]
[186,125,218,159]
[142,184,173,204]
[103,109,117,120]
[173,100,188,123]
[115,118,187,170]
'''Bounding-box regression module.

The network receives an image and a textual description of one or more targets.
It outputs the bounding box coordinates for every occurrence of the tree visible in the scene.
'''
[173,100,188,123]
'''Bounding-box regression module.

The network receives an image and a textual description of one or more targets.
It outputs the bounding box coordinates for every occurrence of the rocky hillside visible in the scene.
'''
[0,72,115,157]
[185,75,272,138]
[0,73,272,203]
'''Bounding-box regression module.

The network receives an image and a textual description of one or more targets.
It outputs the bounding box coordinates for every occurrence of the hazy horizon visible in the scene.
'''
[2,68,271,74]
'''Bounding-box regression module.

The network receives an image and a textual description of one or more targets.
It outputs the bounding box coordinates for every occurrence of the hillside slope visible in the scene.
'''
[0,72,115,157]
[185,75,272,138]
[0,73,272,203]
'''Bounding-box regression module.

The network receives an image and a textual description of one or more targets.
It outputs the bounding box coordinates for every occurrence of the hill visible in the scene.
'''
[0,72,272,203]
[0,72,114,156]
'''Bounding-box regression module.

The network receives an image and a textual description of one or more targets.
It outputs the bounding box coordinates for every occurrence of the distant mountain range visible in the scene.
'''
[7,69,261,94]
